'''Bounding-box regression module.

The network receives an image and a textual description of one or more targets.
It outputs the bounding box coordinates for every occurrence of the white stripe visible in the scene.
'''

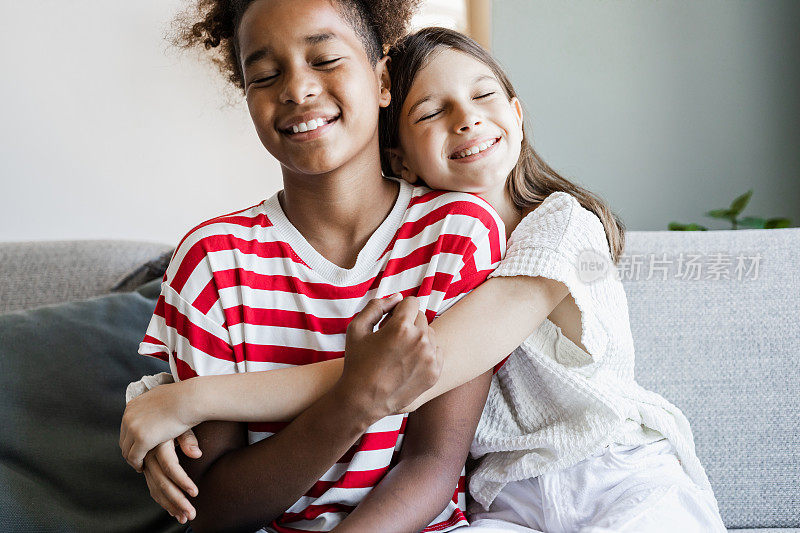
[231,323,347,352]
[280,511,349,531]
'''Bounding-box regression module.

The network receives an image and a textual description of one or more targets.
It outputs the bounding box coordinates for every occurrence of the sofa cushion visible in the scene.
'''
[0,279,182,532]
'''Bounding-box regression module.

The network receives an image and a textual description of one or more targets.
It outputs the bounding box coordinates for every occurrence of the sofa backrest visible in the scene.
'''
[0,240,173,313]
[622,227,799,529]
[1,231,798,530]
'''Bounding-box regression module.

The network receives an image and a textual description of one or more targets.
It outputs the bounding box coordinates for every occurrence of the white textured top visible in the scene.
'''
[469,191,713,510]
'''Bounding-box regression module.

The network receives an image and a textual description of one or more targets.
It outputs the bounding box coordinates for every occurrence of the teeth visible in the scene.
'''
[454,138,497,159]
[290,117,328,134]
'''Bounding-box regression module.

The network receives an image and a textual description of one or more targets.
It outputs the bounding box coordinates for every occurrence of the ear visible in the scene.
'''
[386,147,420,185]
[376,56,391,108]
[510,96,524,129]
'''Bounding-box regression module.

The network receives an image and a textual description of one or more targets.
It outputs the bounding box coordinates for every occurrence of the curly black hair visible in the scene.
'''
[168,0,421,93]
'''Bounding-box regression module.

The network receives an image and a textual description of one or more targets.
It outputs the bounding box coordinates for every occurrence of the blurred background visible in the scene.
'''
[1,0,797,244]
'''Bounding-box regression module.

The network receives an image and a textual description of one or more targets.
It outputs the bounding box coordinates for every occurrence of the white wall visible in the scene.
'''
[0,0,283,245]
[492,0,800,230]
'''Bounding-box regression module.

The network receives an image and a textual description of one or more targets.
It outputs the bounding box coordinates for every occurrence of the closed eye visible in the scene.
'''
[418,110,442,122]
[475,92,495,99]
[315,58,341,67]
[251,74,278,85]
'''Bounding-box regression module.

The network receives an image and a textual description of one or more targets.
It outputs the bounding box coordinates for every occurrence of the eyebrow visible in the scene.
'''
[407,74,498,116]
[242,33,336,70]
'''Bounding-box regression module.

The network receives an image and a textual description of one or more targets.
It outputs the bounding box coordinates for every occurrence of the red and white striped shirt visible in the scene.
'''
[139,177,505,532]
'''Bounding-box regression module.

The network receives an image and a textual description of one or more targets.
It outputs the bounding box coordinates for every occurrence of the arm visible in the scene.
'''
[333,370,493,533]
[176,296,444,533]
[185,276,565,532]
[122,274,567,471]
[186,274,568,419]
[181,387,374,533]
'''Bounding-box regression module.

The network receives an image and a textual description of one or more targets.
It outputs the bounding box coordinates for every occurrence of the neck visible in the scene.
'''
[278,141,400,267]
[479,186,525,241]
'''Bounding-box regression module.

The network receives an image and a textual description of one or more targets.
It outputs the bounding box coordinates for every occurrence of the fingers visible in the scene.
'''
[383,295,421,327]
[120,419,143,473]
[127,440,148,474]
[155,439,199,499]
[176,429,202,459]
[144,446,197,524]
[413,308,429,330]
[348,293,402,336]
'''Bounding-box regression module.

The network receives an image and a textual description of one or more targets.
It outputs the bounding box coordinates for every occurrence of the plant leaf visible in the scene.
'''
[684,223,708,231]
[738,216,767,228]
[729,189,753,216]
[706,209,734,219]
[668,222,687,231]
[764,218,792,229]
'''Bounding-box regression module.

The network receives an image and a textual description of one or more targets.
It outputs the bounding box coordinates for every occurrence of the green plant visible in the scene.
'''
[668,189,792,231]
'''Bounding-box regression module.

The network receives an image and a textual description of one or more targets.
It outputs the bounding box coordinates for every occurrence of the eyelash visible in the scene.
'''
[250,58,342,85]
[417,92,497,122]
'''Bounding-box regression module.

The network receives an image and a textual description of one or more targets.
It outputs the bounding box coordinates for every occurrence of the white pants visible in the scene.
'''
[458,439,726,533]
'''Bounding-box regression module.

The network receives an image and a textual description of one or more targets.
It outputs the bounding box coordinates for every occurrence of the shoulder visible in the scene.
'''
[174,200,273,255]
[165,199,272,293]
[406,185,505,238]
[513,191,605,250]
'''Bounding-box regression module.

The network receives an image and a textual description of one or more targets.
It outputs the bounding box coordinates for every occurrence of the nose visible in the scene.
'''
[453,103,482,133]
[279,67,321,105]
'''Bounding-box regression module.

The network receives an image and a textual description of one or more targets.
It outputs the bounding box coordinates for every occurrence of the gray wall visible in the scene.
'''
[492,0,799,230]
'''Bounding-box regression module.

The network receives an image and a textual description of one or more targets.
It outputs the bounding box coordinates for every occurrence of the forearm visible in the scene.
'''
[188,386,374,533]
[187,359,343,424]
[184,276,566,426]
[336,371,492,533]
[406,275,568,411]
[333,455,461,533]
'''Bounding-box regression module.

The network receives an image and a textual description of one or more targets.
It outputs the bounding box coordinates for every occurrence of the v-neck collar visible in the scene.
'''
[263,176,412,285]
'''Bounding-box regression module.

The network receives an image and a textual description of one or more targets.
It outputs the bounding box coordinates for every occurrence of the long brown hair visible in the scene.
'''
[380,27,626,263]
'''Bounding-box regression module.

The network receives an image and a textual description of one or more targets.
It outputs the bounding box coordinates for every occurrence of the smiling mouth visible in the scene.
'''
[449,137,501,160]
[280,115,340,136]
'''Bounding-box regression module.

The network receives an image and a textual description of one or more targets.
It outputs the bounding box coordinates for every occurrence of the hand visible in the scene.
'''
[142,439,200,525]
[337,294,442,420]
[120,379,200,472]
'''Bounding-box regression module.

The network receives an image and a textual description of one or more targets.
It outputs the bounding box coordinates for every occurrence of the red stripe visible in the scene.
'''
[174,353,199,381]
[494,354,511,374]
[234,344,342,365]
[156,297,236,363]
[173,204,266,253]
[381,233,479,279]
[140,334,169,363]
[420,508,467,532]
[212,269,377,300]
[139,350,169,363]
[224,306,351,334]
[394,200,497,244]
[172,233,307,294]
[192,280,220,315]
[302,457,396,499]
[408,189,450,207]
[278,503,356,525]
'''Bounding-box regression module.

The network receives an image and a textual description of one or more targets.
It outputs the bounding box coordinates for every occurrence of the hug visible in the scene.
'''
[119,0,726,531]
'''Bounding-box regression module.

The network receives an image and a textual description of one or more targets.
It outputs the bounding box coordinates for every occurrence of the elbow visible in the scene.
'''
[188,490,281,533]
[186,504,226,533]
[188,514,263,533]
[189,506,277,533]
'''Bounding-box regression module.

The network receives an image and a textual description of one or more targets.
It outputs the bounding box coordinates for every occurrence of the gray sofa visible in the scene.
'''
[0,230,798,532]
